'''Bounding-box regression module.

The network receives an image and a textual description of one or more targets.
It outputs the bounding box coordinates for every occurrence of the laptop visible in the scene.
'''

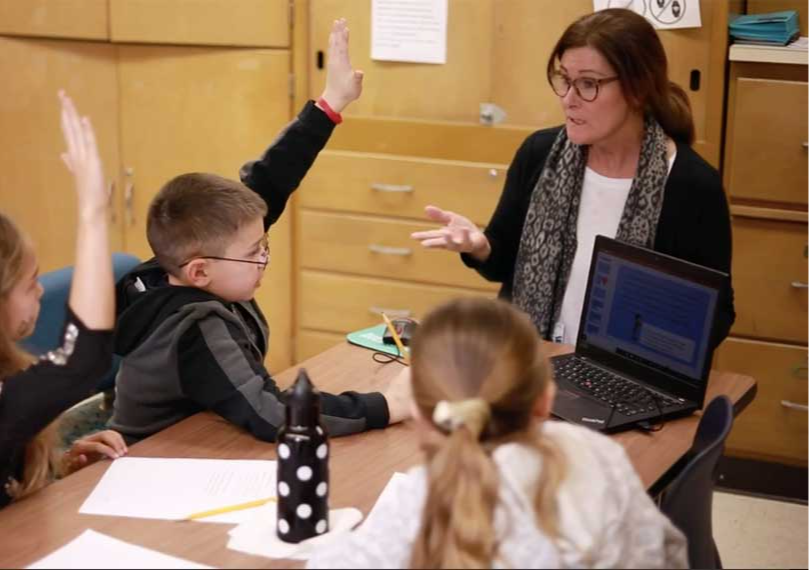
[550,235,728,433]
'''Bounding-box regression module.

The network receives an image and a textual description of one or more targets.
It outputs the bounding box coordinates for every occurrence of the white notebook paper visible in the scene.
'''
[79,457,276,523]
[27,530,213,569]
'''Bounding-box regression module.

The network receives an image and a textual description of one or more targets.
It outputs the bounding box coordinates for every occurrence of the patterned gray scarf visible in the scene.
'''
[512,117,669,339]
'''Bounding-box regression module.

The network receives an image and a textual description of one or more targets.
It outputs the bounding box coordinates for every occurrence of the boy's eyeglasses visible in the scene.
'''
[548,71,619,102]
[178,236,270,271]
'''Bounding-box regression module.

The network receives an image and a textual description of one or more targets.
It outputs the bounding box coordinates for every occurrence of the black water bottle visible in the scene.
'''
[276,368,330,543]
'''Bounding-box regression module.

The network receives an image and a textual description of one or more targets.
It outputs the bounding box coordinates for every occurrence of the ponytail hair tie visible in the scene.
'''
[432,398,491,439]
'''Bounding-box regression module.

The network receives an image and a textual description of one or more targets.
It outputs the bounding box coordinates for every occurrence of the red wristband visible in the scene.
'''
[317,97,343,125]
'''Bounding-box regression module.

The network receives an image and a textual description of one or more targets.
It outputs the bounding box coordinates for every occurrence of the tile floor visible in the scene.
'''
[714,491,808,569]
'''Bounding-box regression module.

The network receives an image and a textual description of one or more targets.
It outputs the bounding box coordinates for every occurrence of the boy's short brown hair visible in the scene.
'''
[147,173,267,275]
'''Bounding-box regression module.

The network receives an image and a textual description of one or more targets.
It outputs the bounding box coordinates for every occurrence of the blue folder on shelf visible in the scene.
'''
[729,11,800,46]
[346,324,407,358]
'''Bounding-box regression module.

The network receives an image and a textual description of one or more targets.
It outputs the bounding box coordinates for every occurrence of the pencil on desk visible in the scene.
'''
[381,313,410,365]
[184,496,277,521]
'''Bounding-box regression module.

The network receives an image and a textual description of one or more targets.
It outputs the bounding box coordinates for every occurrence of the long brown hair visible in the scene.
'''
[547,8,695,144]
[0,213,61,500]
[409,298,566,569]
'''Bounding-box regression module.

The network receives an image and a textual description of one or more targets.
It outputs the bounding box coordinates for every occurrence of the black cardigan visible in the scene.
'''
[463,127,735,348]
[0,309,113,509]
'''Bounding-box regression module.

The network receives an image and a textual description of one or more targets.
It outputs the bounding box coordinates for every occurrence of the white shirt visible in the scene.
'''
[307,421,688,569]
[555,152,676,345]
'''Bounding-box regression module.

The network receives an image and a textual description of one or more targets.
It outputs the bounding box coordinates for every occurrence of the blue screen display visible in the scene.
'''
[580,252,718,383]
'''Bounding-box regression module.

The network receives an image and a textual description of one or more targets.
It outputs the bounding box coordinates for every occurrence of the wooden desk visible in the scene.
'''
[0,342,756,568]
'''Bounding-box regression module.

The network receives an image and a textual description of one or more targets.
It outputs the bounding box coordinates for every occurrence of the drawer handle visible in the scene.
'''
[781,400,808,412]
[369,306,412,318]
[368,244,413,257]
[791,281,809,289]
[371,183,414,194]
[803,142,808,149]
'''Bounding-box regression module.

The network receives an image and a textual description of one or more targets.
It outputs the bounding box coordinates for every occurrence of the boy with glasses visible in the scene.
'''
[109,20,410,445]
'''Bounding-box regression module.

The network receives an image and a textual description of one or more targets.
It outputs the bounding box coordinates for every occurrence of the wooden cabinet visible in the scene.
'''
[109,0,290,47]
[716,339,807,466]
[0,0,108,40]
[0,26,295,371]
[0,37,122,271]
[722,46,808,465]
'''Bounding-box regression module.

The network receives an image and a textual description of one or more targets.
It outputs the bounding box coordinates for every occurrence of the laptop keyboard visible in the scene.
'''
[553,357,684,417]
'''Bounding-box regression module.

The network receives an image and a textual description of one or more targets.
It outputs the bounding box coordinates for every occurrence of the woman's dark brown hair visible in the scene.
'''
[547,8,695,145]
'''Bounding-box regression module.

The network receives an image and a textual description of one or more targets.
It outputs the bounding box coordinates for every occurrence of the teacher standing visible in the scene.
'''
[412,8,734,348]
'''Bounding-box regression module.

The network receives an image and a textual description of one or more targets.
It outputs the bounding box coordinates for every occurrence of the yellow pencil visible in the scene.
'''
[381,313,410,365]
[184,496,277,521]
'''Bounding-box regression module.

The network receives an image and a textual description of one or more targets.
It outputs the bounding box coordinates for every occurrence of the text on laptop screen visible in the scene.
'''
[580,251,718,383]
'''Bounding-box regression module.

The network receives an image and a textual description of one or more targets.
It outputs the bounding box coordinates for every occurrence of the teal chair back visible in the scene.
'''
[19,253,141,392]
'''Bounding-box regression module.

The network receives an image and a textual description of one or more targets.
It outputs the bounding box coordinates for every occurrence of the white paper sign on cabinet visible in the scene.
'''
[593,0,702,30]
[372,0,448,64]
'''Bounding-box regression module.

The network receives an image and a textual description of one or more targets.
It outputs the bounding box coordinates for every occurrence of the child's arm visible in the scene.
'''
[240,18,363,229]
[175,314,390,441]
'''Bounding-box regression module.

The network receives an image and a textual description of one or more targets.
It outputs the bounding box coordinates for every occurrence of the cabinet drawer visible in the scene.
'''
[298,151,505,226]
[731,217,808,343]
[295,330,345,364]
[298,270,493,333]
[298,211,498,291]
[727,78,808,206]
[0,0,108,40]
[109,0,289,47]
[716,338,807,465]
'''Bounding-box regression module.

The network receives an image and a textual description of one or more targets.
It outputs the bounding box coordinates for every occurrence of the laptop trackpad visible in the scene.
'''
[552,389,612,430]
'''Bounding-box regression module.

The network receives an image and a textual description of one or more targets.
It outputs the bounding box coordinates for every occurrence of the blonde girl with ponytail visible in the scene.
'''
[0,93,126,509]
[308,298,687,569]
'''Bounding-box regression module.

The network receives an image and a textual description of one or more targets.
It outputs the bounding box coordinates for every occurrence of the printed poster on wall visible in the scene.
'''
[593,0,702,30]
[371,0,448,64]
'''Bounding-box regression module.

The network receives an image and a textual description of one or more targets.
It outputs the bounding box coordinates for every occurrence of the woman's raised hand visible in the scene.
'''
[411,206,491,262]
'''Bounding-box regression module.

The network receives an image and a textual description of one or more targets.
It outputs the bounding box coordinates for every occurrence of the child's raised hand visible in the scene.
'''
[62,430,128,475]
[58,90,107,222]
[320,18,363,114]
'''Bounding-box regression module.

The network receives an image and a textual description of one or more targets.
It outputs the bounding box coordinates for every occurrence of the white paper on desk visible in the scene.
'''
[27,529,213,569]
[359,471,412,531]
[372,0,448,64]
[593,0,701,30]
[79,457,276,523]
[227,502,363,560]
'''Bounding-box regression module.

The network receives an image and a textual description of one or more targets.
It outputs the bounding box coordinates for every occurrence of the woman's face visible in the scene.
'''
[3,249,43,341]
[556,46,638,146]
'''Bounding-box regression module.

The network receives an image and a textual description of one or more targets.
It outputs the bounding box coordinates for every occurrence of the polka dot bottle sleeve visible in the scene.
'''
[276,368,330,543]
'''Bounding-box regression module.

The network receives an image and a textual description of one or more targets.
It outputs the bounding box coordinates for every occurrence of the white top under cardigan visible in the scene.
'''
[555,152,677,345]
[306,421,688,569]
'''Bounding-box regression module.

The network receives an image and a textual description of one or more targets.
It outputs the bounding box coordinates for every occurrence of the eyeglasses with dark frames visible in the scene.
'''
[548,71,620,103]
[178,235,270,270]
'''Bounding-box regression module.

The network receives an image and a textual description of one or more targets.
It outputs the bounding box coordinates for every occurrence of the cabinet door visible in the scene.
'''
[716,338,807,465]
[0,0,108,40]
[117,46,293,370]
[0,37,122,272]
[730,217,808,343]
[110,0,290,47]
[309,0,494,122]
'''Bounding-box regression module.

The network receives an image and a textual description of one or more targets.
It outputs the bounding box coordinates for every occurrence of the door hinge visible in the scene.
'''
[289,73,296,99]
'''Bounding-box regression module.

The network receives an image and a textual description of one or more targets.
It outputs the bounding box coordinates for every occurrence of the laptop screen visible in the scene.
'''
[578,243,720,386]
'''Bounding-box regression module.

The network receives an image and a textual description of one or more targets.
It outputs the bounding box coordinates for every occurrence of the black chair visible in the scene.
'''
[659,395,734,569]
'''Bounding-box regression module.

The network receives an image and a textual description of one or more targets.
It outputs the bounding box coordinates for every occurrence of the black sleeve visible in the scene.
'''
[177,316,389,442]
[240,100,337,230]
[0,308,113,455]
[460,130,556,295]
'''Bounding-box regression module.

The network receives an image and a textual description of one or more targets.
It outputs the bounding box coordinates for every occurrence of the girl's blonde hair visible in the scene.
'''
[409,298,566,569]
[0,213,61,500]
